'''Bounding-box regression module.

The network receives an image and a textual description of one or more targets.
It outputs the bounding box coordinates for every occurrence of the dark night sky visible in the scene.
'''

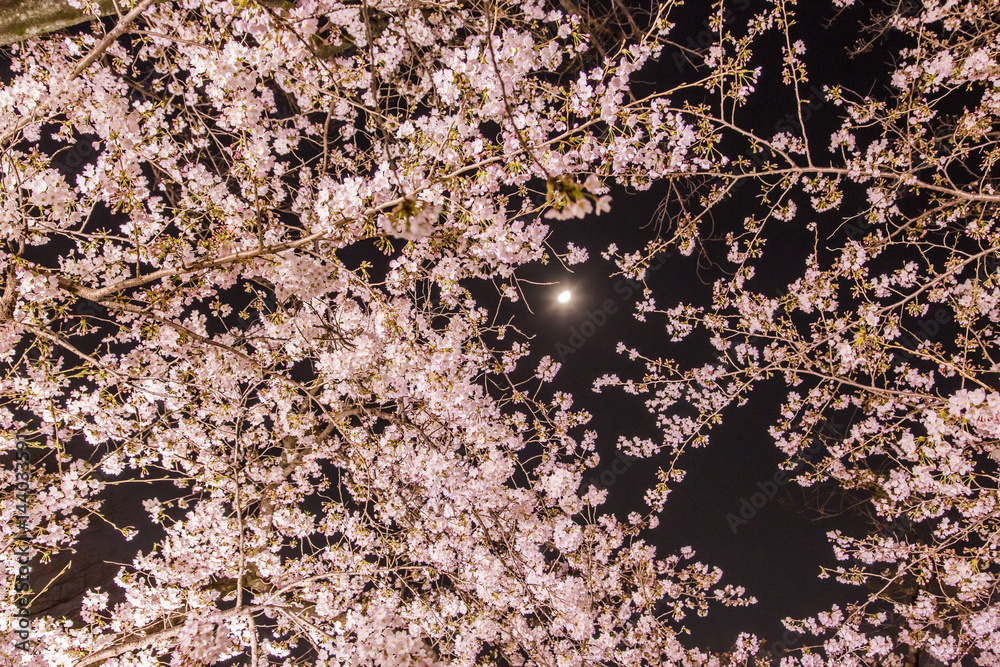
[491,3,900,653]
[494,197,829,654]
[513,191,861,655]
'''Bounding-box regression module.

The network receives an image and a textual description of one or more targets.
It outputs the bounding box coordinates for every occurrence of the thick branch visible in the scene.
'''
[74,604,267,667]
[0,0,118,46]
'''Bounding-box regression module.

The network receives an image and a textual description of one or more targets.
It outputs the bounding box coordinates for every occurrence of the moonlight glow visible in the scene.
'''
[557,290,571,303]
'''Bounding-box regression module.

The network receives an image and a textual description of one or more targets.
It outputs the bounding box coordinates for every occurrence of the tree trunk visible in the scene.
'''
[0,0,118,45]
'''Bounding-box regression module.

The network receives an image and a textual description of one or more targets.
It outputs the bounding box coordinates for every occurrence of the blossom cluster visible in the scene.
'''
[0,0,745,665]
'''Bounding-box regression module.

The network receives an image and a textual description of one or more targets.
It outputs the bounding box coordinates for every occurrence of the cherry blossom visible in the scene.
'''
[0,1,748,665]
[6,0,999,664]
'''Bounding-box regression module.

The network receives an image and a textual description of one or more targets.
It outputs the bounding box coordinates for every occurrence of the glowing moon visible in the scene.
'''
[557,290,571,303]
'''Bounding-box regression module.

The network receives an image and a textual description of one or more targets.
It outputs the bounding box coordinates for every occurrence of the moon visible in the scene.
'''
[557,290,571,303]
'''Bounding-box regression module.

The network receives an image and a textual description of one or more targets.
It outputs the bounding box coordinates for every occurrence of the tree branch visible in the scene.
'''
[0,0,117,46]
[74,604,267,667]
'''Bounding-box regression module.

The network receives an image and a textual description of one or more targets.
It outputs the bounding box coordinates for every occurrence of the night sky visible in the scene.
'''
[509,191,857,656]
[477,3,901,654]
